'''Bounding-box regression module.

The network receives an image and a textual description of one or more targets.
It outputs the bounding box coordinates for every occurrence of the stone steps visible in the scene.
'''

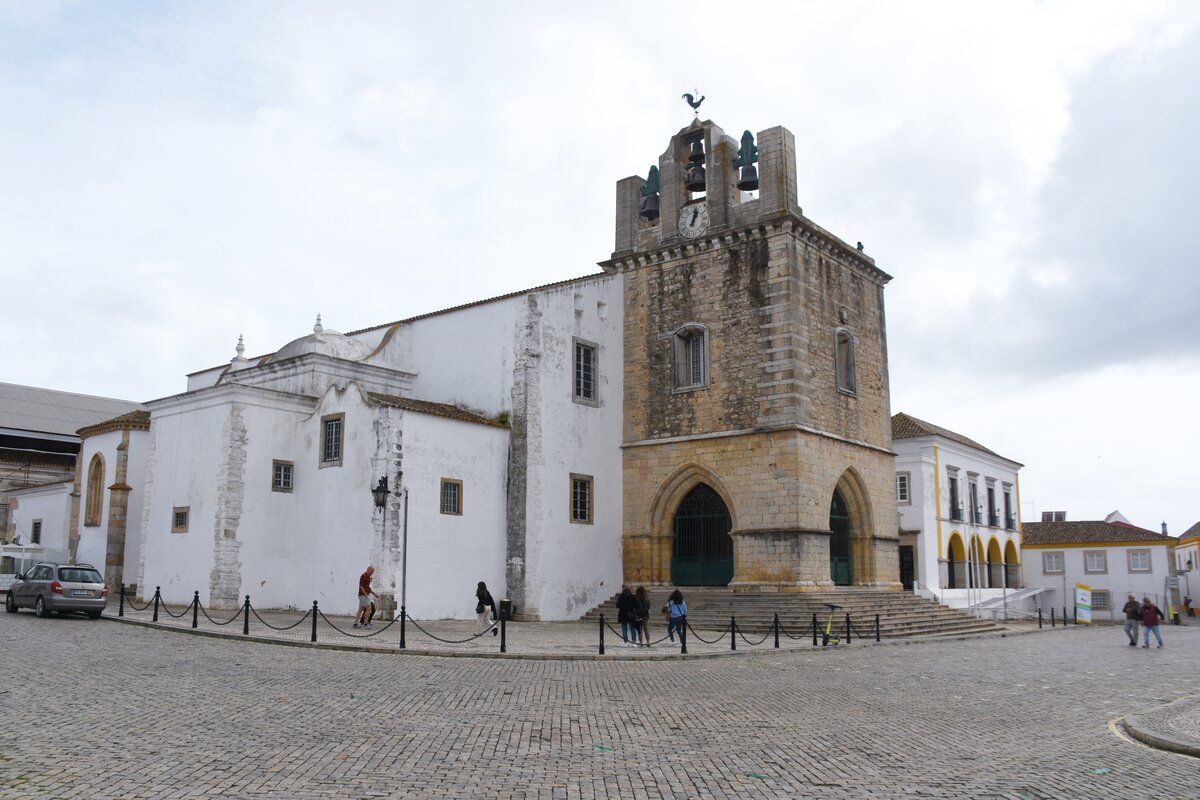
[581,587,1002,638]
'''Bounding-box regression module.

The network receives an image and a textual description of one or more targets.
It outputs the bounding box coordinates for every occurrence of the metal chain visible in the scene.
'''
[198,602,244,626]
[736,627,773,646]
[249,605,312,632]
[317,610,397,639]
[404,614,497,644]
[124,595,154,612]
[157,600,192,619]
[684,620,729,644]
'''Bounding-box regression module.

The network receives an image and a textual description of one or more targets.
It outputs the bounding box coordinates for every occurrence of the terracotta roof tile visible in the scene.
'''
[891,412,1017,463]
[1022,520,1174,546]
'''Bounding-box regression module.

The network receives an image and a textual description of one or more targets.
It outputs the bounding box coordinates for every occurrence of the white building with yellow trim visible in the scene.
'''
[892,413,1024,608]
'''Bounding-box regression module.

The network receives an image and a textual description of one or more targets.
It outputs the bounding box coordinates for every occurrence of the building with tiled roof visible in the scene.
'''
[891,412,1025,609]
[1022,516,1179,618]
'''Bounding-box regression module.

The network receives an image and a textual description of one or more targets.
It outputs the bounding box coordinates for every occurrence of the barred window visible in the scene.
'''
[272,460,294,492]
[321,415,344,465]
[1091,590,1111,611]
[31,519,42,545]
[574,339,598,404]
[570,474,593,525]
[172,507,190,533]
[440,479,462,515]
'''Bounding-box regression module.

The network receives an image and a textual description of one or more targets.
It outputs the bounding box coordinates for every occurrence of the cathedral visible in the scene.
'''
[112,115,899,620]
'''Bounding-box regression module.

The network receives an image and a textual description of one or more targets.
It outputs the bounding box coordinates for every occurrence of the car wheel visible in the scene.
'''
[4,593,15,614]
[35,595,50,618]
[87,610,102,620]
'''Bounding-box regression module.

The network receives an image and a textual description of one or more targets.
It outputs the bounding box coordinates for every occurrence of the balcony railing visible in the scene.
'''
[989,514,1000,528]
[1006,516,1017,530]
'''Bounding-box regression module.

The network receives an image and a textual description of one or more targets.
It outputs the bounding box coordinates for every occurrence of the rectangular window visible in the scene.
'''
[986,486,998,527]
[171,506,190,534]
[321,414,344,466]
[1092,590,1111,611]
[895,473,910,504]
[968,481,980,524]
[570,473,593,525]
[1128,549,1152,573]
[1004,488,1014,529]
[1084,551,1107,574]
[440,479,462,515]
[272,460,294,492]
[672,327,708,391]
[948,474,961,521]
[1042,551,1064,574]
[31,519,42,545]
[573,339,598,405]
[835,330,856,395]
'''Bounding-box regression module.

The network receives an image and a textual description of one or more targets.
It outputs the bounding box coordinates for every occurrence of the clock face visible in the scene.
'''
[678,204,709,238]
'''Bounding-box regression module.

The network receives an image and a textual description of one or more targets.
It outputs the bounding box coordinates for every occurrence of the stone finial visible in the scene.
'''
[229,334,250,371]
[314,314,324,334]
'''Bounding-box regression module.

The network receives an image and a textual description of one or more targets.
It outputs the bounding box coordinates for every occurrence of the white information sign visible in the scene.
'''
[1075,583,1092,624]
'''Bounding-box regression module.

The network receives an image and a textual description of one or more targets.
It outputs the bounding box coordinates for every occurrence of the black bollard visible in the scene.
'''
[812,613,818,647]
[1051,607,1056,628]
[500,616,507,654]
[875,613,881,643]
[845,613,851,644]
[152,586,160,622]
[1038,607,1043,629]
[1073,606,1077,625]
[311,601,318,643]
[119,584,126,617]
[730,617,737,651]
[192,591,199,629]
[599,614,605,655]
[680,615,688,655]
[243,595,250,636]
[773,613,780,649]
[399,605,406,649]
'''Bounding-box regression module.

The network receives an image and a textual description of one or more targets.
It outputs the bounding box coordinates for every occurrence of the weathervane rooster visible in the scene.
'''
[682,91,705,115]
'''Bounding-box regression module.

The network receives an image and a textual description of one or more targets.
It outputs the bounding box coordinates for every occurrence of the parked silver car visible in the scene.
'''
[5,562,108,619]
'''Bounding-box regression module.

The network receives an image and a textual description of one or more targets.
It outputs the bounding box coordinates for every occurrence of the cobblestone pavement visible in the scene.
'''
[1,611,1197,799]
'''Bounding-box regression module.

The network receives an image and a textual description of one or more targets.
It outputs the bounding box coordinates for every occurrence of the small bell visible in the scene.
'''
[737,164,759,192]
[685,164,707,192]
[639,192,660,220]
[687,139,706,164]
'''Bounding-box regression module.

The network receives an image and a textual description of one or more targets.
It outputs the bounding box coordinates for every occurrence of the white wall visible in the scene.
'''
[6,481,72,559]
[1026,544,1173,619]
[75,428,148,580]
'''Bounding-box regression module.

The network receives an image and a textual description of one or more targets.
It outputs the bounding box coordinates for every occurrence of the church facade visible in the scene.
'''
[131,116,899,620]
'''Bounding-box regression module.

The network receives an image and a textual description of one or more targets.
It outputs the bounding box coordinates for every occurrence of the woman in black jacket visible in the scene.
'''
[616,586,639,646]
[475,581,497,634]
[635,586,652,647]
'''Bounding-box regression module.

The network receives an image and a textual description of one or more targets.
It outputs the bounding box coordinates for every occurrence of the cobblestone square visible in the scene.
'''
[1,612,1196,799]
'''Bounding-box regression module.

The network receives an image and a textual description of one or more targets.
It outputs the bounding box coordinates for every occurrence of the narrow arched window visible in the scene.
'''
[835,329,856,395]
[672,324,708,391]
[84,454,105,527]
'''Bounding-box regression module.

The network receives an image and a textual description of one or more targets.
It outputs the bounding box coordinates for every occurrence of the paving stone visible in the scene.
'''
[0,611,1197,798]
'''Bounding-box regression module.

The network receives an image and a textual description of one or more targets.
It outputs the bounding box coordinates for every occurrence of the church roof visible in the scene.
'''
[1022,520,1173,546]
[891,412,1020,465]
[77,409,152,438]
[367,394,506,428]
[0,382,144,439]
[273,317,373,363]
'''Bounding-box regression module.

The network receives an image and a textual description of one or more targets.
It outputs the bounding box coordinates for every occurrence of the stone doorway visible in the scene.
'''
[829,489,852,585]
[670,484,733,586]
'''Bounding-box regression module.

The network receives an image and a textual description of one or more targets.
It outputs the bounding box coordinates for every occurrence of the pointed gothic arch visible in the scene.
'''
[829,467,875,586]
[645,463,738,585]
[84,453,105,527]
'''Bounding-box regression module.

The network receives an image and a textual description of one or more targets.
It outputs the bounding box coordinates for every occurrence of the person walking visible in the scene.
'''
[616,586,639,646]
[354,566,377,629]
[635,586,652,647]
[1122,593,1141,646]
[475,581,498,634]
[667,589,687,643]
[1140,596,1165,648]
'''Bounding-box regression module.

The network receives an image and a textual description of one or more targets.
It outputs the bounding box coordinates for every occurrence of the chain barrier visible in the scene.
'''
[316,610,397,639]
[124,594,154,612]
[249,605,313,632]
[778,621,809,640]
[157,599,194,619]
[198,602,244,626]
[736,626,773,647]
[684,620,730,645]
[403,614,497,644]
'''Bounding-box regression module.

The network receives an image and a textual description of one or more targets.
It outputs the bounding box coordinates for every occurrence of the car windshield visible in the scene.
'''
[58,568,104,584]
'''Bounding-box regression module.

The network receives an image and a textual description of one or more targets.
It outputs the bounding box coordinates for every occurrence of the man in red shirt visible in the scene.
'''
[354,566,377,629]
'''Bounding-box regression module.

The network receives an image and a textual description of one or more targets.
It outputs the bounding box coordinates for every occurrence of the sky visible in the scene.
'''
[2,1,1197,534]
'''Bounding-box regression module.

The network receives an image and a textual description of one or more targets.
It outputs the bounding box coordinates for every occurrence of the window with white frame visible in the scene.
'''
[1092,590,1111,611]
[1128,549,1152,573]
[1042,551,1064,574]
[440,479,463,515]
[895,473,910,504]
[672,325,708,391]
[573,338,598,405]
[1084,551,1107,574]
[272,460,294,492]
[835,329,856,395]
[320,414,344,466]
[570,473,593,525]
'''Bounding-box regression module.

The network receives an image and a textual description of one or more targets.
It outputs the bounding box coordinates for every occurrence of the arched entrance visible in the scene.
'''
[987,538,1003,588]
[829,490,852,585]
[671,484,733,586]
[1004,540,1021,588]
[946,533,966,588]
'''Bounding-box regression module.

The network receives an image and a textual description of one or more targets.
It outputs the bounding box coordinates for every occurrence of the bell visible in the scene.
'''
[687,139,706,165]
[639,192,660,220]
[685,164,707,192]
[737,164,759,192]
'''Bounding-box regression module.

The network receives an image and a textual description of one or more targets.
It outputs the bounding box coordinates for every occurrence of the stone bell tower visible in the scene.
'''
[601,116,900,592]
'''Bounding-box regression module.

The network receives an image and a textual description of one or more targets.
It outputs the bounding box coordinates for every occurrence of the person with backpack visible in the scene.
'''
[666,589,687,644]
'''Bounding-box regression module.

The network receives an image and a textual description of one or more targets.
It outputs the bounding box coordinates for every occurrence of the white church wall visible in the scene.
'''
[6,480,72,560]
[522,276,625,620]
[398,412,509,620]
[75,429,149,580]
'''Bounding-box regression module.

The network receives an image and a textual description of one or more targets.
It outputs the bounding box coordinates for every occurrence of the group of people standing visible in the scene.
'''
[615,586,688,647]
[1122,593,1166,648]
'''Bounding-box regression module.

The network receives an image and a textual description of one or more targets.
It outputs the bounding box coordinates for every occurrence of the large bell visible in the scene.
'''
[685,164,707,192]
[737,164,759,192]
[639,192,660,220]
[687,139,706,164]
